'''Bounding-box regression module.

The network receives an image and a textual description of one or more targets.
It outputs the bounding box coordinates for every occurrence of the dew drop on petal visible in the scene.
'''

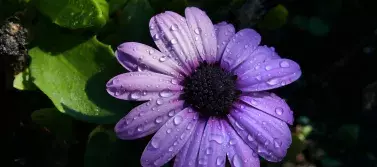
[275,107,284,115]
[159,56,167,62]
[156,99,163,105]
[194,28,201,34]
[247,134,254,142]
[137,125,144,132]
[273,138,282,148]
[159,89,173,97]
[174,116,183,125]
[198,158,207,165]
[149,49,155,55]
[265,65,272,71]
[130,90,142,100]
[229,139,236,145]
[155,116,163,124]
[168,146,174,151]
[153,34,160,40]
[151,139,159,148]
[168,110,175,117]
[171,79,178,85]
[170,24,178,31]
[267,78,279,85]
[205,147,213,155]
[232,155,242,167]
[209,134,224,144]
[216,157,225,165]
[166,128,172,134]
[170,39,177,45]
[280,61,290,68]
[187,122,194,130]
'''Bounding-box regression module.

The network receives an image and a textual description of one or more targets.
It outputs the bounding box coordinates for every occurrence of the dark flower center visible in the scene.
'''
[181,61,241,118]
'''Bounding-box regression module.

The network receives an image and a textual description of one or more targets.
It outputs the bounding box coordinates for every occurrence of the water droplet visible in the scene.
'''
[166,128,172,134]
[235,122,244,130]
[265,65,272,71]
[149,25,155,30]
[229,139,237,145]
[256,76,262,81]
[170,39,177,45]
[244,44,249,48]
[173,141,178,145]
[205,147,213,155]
[273,138,282,148]
[264,140,270,146]
[247,135,254,142]
[209,134,224,144]
[170,24,178,31]
[171,79,178,85]
[216,157,225,165]
[159,56,167,62]
[230,155,242,167]
[194,28,201,34]
[156,99,163,105]
[155,116,163,124]
[168,146,174,151]
[280,61,290,68]
[275,107,283,115]
[130,90,142,99]
[151,139,159,148]
[137,125,144,132]
[159,89,173,97]
[137,64,148,71]
[198,158,207,165]
[267,78,279,85]
[168,110,175,117]
[153,34,160,40]
[187,122,194,130]
[149,49,155,55]
[174,116,183,125]
[125,118,132,125]
[251,99,258,105]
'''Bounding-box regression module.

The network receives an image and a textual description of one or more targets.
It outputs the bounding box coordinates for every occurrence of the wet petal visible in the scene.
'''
[185,7,217,63]
[214,22,235,61]
[223,121,260,167]
[228,102,292,162]
[106,72,183,101]
[237,59,301,92]
[115,94,184,140]
[174,119,206,167]
[220,29,261,71]
[116,42,187,77]
[240,92,294,125]
[140,108,199,167]
[197,117,227,167]
[150,11,199,72]
[233,45,280,76]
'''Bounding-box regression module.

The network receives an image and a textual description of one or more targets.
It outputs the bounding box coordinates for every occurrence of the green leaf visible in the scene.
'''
[33,0,109,29]
[13,68,37,90]
[258,4,289,30]
[286,133,306,161]
[102,0,154,47]
[84,126,144,167]
[28,21,132,124]
[31,108,74,140]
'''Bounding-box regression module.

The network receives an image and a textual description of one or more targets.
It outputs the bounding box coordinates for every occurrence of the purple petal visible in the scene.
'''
[174,119,206,167]
[239,92,294,125]
[185,7,217,63]
[223,121,260,167]
[149,11,199,73]
[106,72,183,101]
[115,94,184,140]
[116,42,187,77]
[237,59,302,92]
[220,29,261,71]
[197,117,227,167]
[140,108,199,167]
[228,102,292,162]
[214,22,235,61]
[233,45,280,76]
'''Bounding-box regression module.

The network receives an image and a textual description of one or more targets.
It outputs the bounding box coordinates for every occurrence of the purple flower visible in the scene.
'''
[106,7,301,167]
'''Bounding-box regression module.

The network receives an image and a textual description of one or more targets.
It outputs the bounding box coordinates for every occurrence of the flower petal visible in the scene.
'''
[237,59,301,92]
[240,92,294,125]
[140,108,199,167]
[115,94,184,140]
[233,45,280,76]
[197,117,227,167]
[220,29,261,71]
[174,118,206,167]
[223,121,260,167]
[116,42,187,77]
[150,11,199,72]
[214,22,235,61]
[185,7,217,63]
[106,72,183,101]
[228,102,292,162]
